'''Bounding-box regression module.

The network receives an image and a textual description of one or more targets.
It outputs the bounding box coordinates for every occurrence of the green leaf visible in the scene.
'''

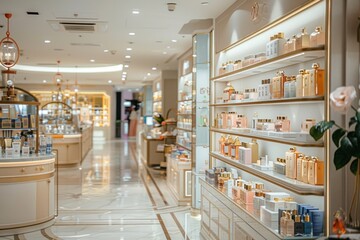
[332,128,346,147]
[356,111,360,123]
[309,120,335,141]
[350,158,359,176]
[340,136,355,153]
[334,147,352,170]
[349,117,357,128]
[356,123,360,139]
[347,132,360,157]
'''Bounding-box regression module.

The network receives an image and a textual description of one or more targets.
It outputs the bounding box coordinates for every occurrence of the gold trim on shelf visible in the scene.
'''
[210,96,324,107]
[210,152,324,196]
[176,127,192,132]
[217,0,322,53]
[176,143,192,152]
[0,172,55,183]
[210,127,324,147]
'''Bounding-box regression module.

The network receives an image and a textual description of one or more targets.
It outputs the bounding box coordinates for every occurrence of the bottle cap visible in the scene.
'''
[295,215,301,222]
[312,63,320,69]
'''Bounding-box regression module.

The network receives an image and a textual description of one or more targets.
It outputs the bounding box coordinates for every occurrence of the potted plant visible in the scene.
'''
[310,85,359,234]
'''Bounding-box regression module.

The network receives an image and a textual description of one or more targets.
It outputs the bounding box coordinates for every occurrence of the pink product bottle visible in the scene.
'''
[236,115,247,128]
[221,112,227,129]
[240,183,255,204]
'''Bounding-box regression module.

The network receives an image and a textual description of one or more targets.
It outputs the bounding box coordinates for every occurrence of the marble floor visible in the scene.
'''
[1,139,201,240]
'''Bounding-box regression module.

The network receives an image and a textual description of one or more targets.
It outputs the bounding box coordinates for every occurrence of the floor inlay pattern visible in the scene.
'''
[0,139,200,240]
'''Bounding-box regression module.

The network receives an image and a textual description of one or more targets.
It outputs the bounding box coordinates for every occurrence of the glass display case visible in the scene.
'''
[39,101,79,135]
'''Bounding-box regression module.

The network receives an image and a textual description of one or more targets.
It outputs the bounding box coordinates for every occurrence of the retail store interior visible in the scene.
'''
[0,0,360,239]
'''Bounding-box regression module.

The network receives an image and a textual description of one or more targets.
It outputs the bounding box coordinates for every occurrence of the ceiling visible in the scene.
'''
[0,0,236,90]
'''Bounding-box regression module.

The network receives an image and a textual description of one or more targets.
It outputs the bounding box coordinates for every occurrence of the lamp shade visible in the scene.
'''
[0,13,19,69]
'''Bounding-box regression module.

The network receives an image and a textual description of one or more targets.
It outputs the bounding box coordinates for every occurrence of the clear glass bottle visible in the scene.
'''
[286,212,295,237]
[285,147,299,179]
[303,214,313,236]
[280,211,288,236]
[310,26,325,47]
[224,135,233,157]
[218,135,226,154]
[296,69,305,97]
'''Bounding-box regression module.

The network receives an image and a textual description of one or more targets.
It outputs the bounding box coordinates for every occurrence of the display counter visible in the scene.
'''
[0,154,56,236]
[50,125,93,165]
[141,133,164,167]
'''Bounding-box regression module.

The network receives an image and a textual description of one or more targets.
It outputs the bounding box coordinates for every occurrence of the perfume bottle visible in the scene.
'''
[309,63,325,96]
[266,35,275,58]
[301,156,310,183]
[218,172,232,189]
[308,156,324,185]
[240,183,255,204]
[273,32,286,57]
[286,212,295,237]
[296,28,310,49]
[285,147,299,179]
[301,119,316,133]
[294,215,304,236]
[232,178,244,200]
[234,59,242,71]
[296,154,305,181]
[221,112,227,129]
[219,63,227,75]
[224,135,234,157]
[303,214,313,236]
[296,69,305,97]
[288,35,297,52]
[283,77,291,98]
[310,26,325,48]
[223,83,235,102]
[247,139,259,163]
[271,71,286,99]
[251,112,258,129]
[303,70,311,96]
[231,137,242,159]
[218,135,226,154]
[264,119,275,131]
[275,116,290,132]
[274,158,286,175]
[280,211,288,236]
[283,38,291,54]
[289,76,296,98]
[236,114,247,128]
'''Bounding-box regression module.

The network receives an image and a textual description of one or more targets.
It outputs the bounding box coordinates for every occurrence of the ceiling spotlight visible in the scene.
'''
[44,40,51,44]
[43,80,47,83]
[125,55,131,59]
[129,32,135,36]
[126,47,132,51]
[167,3,176,12]
[147,73,151,76]
[122,78,126,81]
[152,67,157,70]
[201,1,209,5]
[108,80,112,83]
[123,72,127,75]
[132,10,140,14]
[90,59,95,62]
[171,39,177,43]
[104,49,109,53]
[124,65,129,68]
[163,51,167,54]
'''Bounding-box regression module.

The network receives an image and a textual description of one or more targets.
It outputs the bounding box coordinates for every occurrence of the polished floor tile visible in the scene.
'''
[0,139,200,240]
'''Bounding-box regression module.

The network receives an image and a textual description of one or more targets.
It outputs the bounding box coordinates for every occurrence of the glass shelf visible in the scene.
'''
[212,48,325,82]
[210,151,324,196]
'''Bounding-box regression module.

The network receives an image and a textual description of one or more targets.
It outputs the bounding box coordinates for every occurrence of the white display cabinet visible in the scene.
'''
[202,1,329,239]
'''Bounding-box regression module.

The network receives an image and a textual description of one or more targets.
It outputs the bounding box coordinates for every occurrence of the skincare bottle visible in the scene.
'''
[301,119,316,133]
[236,114,247,128]
[296,154,305,181]
[231,137,241,159]
[286,212,295,237]
[309,63,325,96]
[224,135,234,157]
[289,76,297,98]
[294,215,304,236]
[266,35,274,58]
[247,139,259,163]
[273,32,286,57]
[285,147,299,179]
[296,28,310,49]
[310,26,325,48]
[221,112,227,129]
[302,156,310,183]
[288,35,297,52]
[218,135,226,154]
[239,146,252,164]
[251,112,258,129]
[240,183,255,204]
[303,70,311,96]
[271,71,286,99]
[280,211,288,236]
[303,214,313,236]
[296,69,305,97]
[22,141,30,157]
[274,158,287,175]
[263,79,271,100]
[308,156,324,185]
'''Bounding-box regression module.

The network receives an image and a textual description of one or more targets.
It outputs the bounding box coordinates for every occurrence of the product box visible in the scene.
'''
[252,162,273,171]
[265,199,285,212]
[260,206,278,229]
[5,147,13,158]
[1,119,11,129]
[309,210,324,236]
[12,142,20,157]
[22,117,29,129]
[264,192,290,201]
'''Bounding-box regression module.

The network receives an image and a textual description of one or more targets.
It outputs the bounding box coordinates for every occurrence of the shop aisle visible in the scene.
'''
[0,139,200,240]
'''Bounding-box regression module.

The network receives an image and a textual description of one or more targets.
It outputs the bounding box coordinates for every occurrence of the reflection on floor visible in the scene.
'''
[1,139,200,240]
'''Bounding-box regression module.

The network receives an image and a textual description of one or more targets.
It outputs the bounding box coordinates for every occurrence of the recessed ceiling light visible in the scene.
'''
[128,89,132,92]
[201,1,209,5]
[125,55,131,59]
[152,67,157,70]
[129,32,135,36]
[123,72,127,75]
[122,78,126,81]
[108,80,112,83]
[43,80,47,83]
[44,40,51,44]
[167,46,171,49]
[171,39,177,43]
[193,54,197,58]
[147,73,151,76]
[124,65,129,68]
[104,49,109,53]
[90,59,95,62]
[135,88,139,91]
[126,47,132,51]
[163,51,167,54]
[132,10,140,14]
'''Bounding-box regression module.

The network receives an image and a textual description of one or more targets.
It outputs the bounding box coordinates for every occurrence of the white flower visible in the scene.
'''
[330,86,357,114]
